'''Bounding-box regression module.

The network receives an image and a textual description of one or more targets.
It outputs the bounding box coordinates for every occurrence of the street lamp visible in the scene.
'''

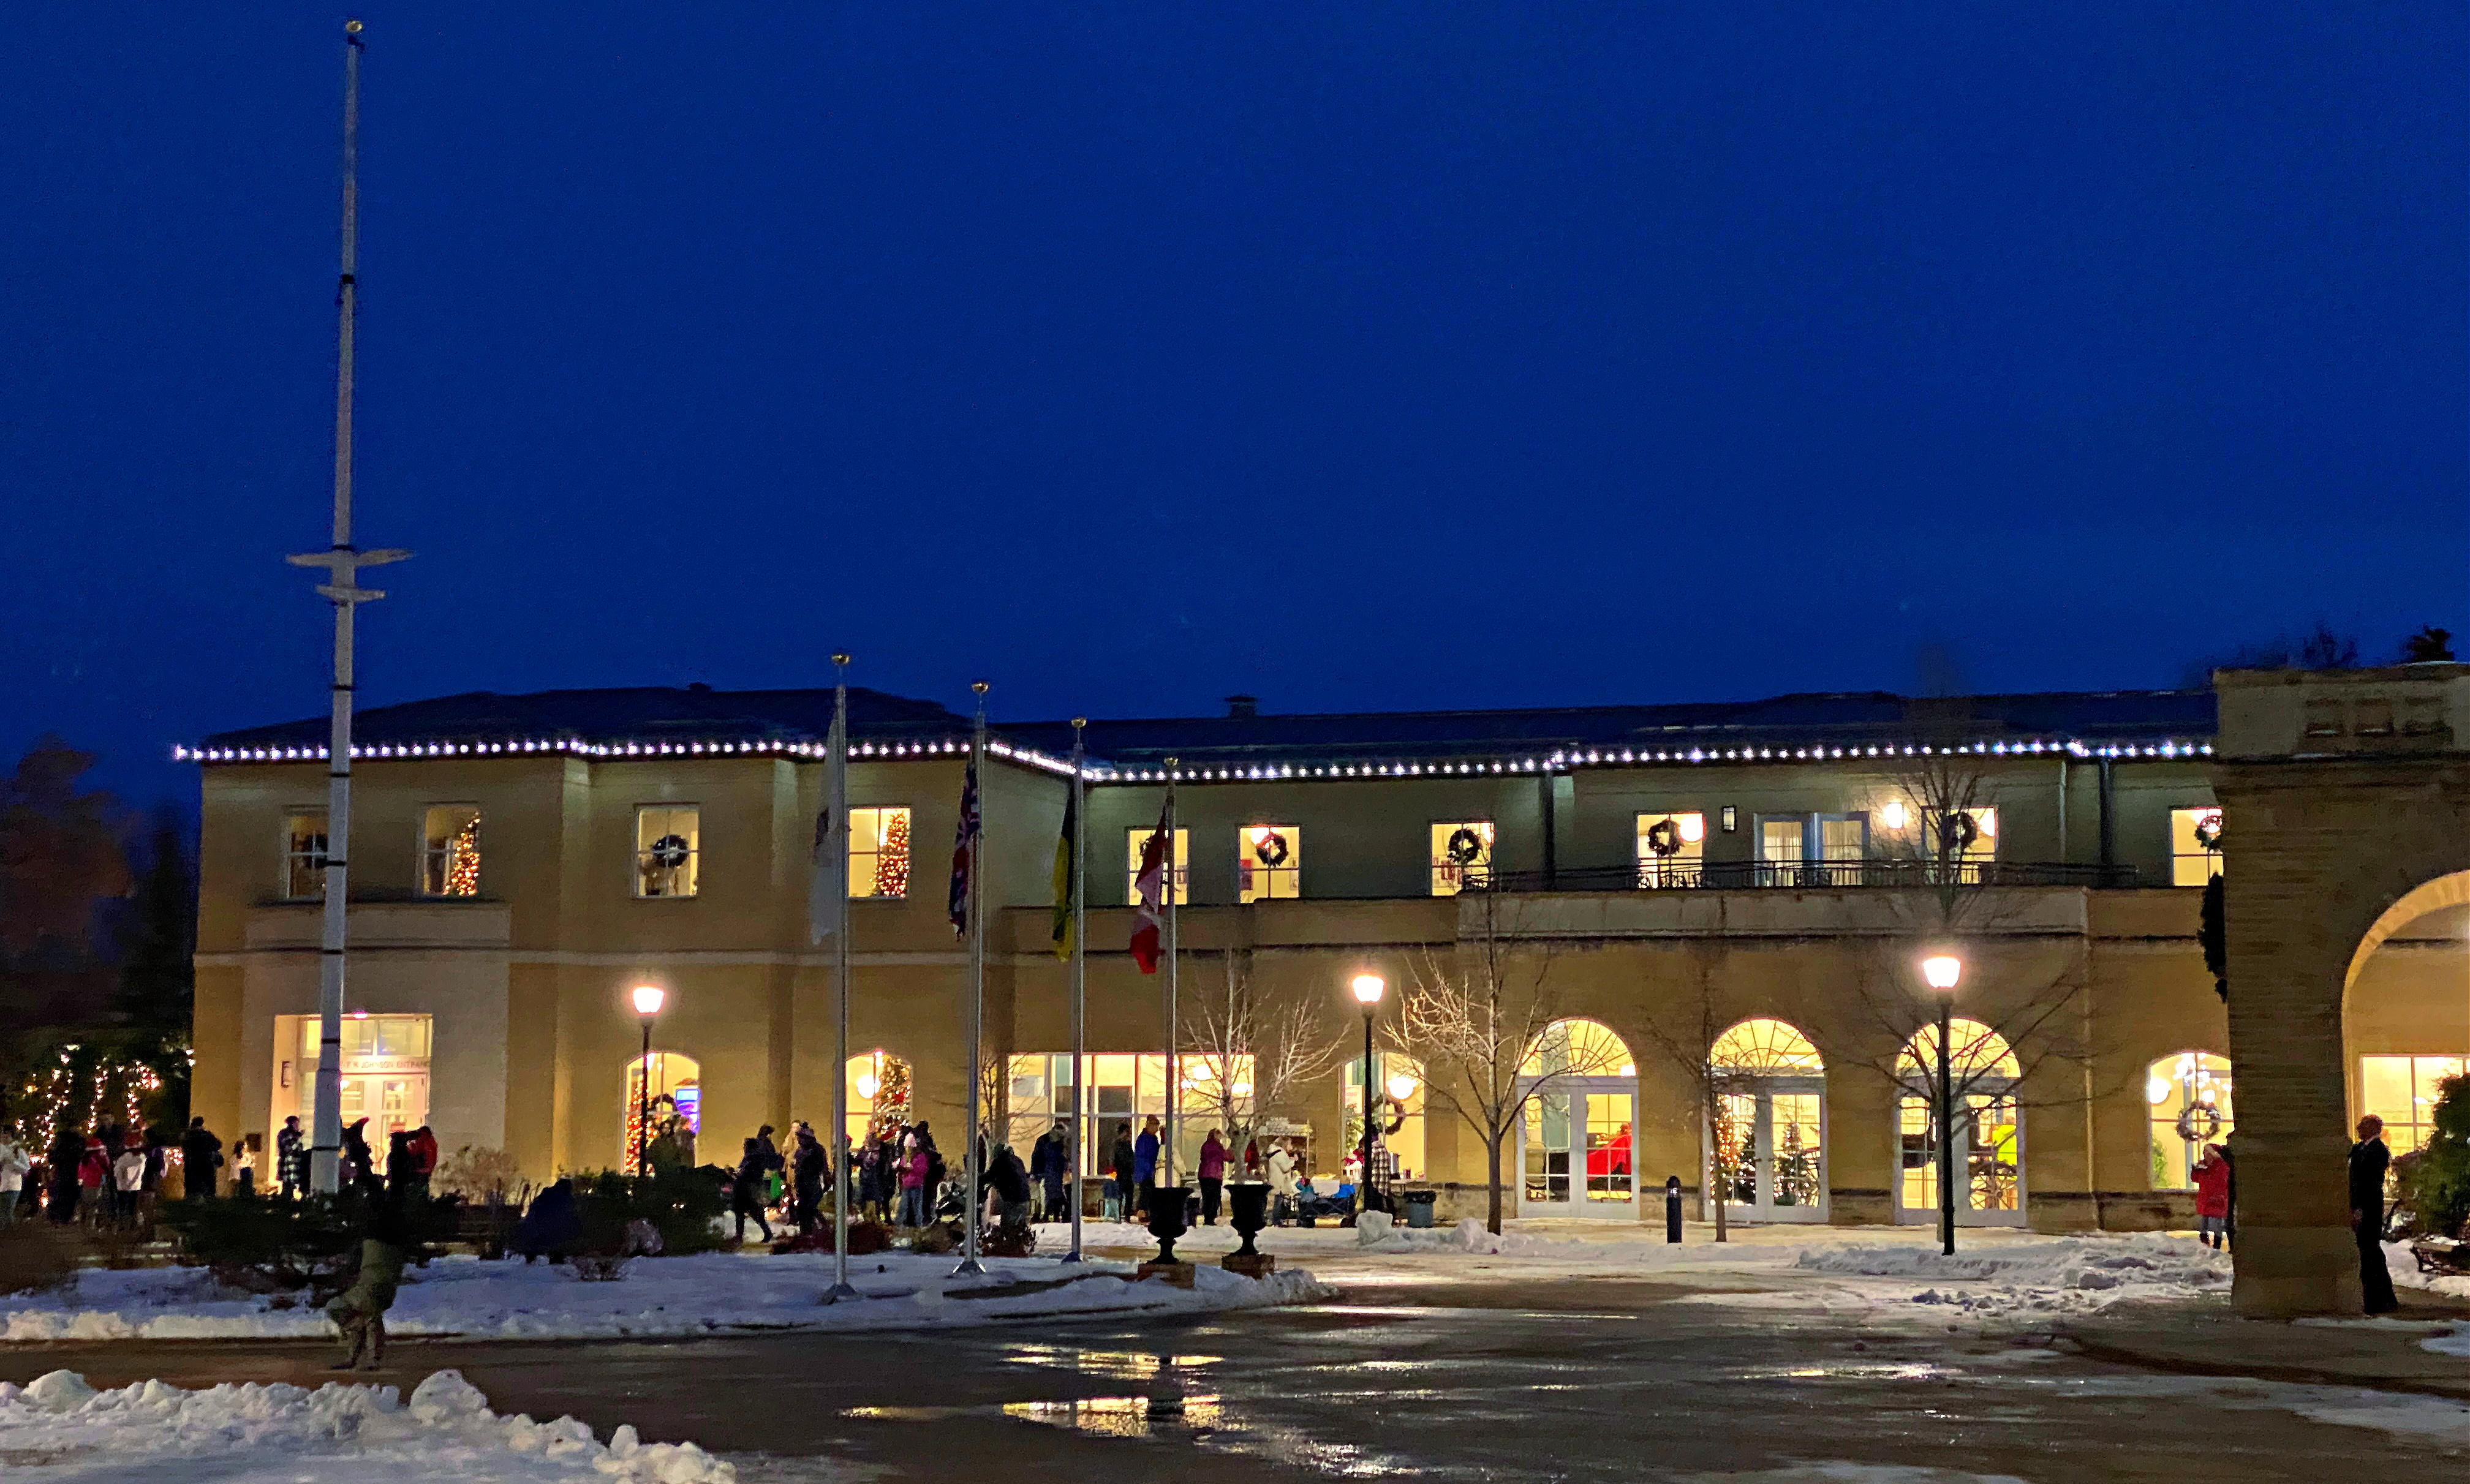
[1919,954,1961,1256]
[1350,973,1386,1221]
[631,984,666,1177]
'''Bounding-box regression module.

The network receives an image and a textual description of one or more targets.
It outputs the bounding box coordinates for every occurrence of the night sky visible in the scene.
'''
[6,6,2463,810]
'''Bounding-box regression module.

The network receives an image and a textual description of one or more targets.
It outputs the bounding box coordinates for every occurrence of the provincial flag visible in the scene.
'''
[948,761,980,937]
[806,805,840,944]
[1130,802,1169,973]
[1050,786,1077,961]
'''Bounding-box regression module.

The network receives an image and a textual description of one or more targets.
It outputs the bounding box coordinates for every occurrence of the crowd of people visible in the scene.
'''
[0,1116,243,1235]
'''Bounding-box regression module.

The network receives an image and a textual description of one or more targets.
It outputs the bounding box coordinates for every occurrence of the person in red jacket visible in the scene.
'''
[2192,1143,2232,1249]
[402,1125,439,1203]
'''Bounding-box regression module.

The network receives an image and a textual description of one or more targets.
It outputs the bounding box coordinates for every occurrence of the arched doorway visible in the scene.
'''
[2148,1052,2234,1191]
[1894,1019,2023,1226]
[1517,1019,1637,1217]
[624,1051,700,1174]
[1707,1019,1827,1223]
[845,1050,913,1146]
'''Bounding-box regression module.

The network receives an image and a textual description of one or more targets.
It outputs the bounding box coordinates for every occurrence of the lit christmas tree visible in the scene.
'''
[872,810,911,897]
[446,816,482,896]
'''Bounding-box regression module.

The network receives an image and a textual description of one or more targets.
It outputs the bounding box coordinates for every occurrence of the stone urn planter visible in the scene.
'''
[1138,1183,1195,1286]
[1222,1180,1275,1277]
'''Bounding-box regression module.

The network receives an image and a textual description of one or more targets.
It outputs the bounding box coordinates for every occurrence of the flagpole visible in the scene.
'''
[954,681,990,1278]
[826,655,858,1301]
[1064,719,1087,1264]
[1163,757,1180,1194]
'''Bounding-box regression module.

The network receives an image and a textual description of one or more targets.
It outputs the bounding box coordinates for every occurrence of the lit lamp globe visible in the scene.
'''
[1351,973,1387,1008]
[855,1070,881,1101]
[1919,955,1963,992]
[1385,1071,1418,1102]
[630,984,667,1019]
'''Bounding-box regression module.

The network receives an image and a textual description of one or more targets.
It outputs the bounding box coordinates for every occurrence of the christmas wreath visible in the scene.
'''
[1252,830,1290,867]
[1446,827,1487,865]
[2192,814,2223,852]
[1644,819,1684,858]
[2174,1104,2223,1144]
[647,834,692,868]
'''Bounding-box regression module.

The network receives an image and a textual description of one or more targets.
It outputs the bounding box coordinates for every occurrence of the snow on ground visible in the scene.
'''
[0,1367,735,1482]
[0,1250,1327,1344]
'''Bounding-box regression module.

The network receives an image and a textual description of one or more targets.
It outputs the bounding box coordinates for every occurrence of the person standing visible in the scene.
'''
[1198,1128,1229,1226]
[790,1124,826,1234]
[111,1137,146,1232]
[341,1118,377,1193]
[910,1121,943,1216]
[0,1132,27,1226]
[896,1127,929,1227]
[2191,1143,2231,1249]
[2349,1114,2398,1315]
[276,1117,306,1199]
[1133,1115,1161,1219]
[1108,1122,1136,1223]
[179,1117,223,1202]
[78,1135,109,1226]
[988,1142,1032,1235]
[1030,1120,1070,1222]
[45,1128,84,1224]
[405,1125,439,1202]
[1265,1141,1299,1225]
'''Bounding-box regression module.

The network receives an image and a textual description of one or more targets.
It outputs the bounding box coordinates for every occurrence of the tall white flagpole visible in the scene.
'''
[1064,719,1087,1264]
[954,681,990,1277]
[289,18,406,1195]
[826,655,858,1301]
[1163,757,1180,1194]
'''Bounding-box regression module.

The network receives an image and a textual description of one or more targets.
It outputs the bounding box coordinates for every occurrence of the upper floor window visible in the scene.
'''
[2171,807,2223,886]
[1239,825,1300,903]
[848,806,912,899]
[635,806,700,898]
[420,805,482,897]
[1634,812,1705,887]
[1758,813,1867,885]
[283,812,328,900]
[1429,821,1494,895]
[1128,827,1189,905]
[1875,800,1998,864]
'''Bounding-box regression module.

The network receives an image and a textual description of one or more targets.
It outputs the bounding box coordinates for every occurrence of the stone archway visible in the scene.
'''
[2213,664,2470,1316]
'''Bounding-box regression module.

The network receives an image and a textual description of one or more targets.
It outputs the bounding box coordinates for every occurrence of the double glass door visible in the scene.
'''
[1897,1091,2023,1225]
[1710,1080,1827,1222]
[1520,1083,1636,1215]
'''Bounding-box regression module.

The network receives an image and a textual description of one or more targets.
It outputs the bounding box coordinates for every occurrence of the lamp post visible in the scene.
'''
[1919,953,1962,1256]
[1350,973,1386,1221]
[631,984,666,1177]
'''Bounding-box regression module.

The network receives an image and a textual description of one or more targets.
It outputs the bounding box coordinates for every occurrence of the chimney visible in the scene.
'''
[1224,695,1258,720]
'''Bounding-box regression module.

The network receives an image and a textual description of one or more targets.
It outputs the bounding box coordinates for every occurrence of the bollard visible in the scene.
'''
[1665,1175,1682,1243]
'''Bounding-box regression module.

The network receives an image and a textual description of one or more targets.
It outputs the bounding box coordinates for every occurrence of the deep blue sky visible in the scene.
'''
[6,6,2463,808]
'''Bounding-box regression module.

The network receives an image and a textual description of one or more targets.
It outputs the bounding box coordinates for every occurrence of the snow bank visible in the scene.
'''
[0,1366,731,1482]
[0,1251,1329,1345]
[1785,1234,2230,1317]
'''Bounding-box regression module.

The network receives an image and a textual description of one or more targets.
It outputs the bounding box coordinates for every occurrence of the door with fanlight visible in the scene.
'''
[1894,1018,2026,1227]
[1705,1019,1829,1223]
[1516,1020,1638,1218]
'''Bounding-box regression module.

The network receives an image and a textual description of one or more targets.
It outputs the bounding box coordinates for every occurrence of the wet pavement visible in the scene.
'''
[6,1260,2464,1480]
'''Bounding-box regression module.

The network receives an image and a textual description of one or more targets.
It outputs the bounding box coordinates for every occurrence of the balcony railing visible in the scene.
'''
[1471,859,2139,893]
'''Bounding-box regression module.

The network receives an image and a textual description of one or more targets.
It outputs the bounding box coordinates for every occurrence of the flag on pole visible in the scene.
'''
[1050,786,1077,961]
[948,761,980,937]
[807,805,840,944]
[1130,802,1169,973]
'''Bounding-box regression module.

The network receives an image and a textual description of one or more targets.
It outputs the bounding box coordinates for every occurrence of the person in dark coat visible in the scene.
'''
[1029,1120,1071,1220]
[45,1128,84,1224]
[385,1130,418,1203]
[512,1177,583,1262]
[732,1129,781,1243]
[987,1142,1032,1232]
[790,1125,827,1234]
[1109,1122,1136,1222]
[179,1117,223,1202]
[342,1119,377,1191]
[276,1117,306,1198]
[2350,1114,2398,1315]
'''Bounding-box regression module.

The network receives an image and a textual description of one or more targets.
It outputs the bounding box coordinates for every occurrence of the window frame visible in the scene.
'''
[1633,811,1707,888]
[1126,827,1190,906]
[2170,806,2224,887]
[418,803,483,898]
[633,804,703,900]
[282,810,329,901]
[1236,823,1302,903]
[1428,820,1496,896]
[847,805,913,900]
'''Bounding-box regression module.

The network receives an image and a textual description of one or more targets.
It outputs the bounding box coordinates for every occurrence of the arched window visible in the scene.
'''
[1710,1018,1825,1074]
[1520,1019,1635,1078]
[1896,1019,2020,1084]
[1895,1020,2023,1223]
[2148,1052,2232,1189]
[845,1050,913,1145]
[625,1052,701,1174]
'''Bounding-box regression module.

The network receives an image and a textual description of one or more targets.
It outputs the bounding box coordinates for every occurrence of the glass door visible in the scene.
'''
[1520,1083,1636,1216]
[1710,1081,1827,1222]
[1896,1090,2023,1226]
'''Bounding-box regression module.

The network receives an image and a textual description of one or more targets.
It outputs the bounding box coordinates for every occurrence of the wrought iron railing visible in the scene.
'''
[1473,859,2139,893]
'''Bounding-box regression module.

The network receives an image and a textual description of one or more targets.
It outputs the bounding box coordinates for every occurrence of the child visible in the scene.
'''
[2192,1142,2231,1249]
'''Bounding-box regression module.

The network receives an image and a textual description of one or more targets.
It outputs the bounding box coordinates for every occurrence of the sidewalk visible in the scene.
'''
[2063,1292,2470,1401]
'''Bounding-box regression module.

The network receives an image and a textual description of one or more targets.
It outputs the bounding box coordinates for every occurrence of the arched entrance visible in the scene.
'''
[1894,1019,2023,1226]
[624,1052,700,1174]
[1705,1019,1827,1223]
[2148,1052,2234,1191]
[1516,1019,1636,1217]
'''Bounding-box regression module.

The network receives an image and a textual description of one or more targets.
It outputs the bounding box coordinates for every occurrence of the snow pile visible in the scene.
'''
[2385,1240,2470,1302]
[0,1251,1328,1344]
[0,1367,731,1482]
[1791,1234,2231,1315]
[1356,1213,1658,1257]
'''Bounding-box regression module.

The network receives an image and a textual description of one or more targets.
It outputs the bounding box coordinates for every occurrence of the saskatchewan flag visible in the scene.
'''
[1051,786,1078,960]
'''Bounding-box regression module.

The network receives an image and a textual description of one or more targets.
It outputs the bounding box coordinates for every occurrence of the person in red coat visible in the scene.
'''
[2192,1143,2232,1249]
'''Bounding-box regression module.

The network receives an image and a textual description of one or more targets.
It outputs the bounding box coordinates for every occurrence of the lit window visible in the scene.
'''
[1238,825,1300,903]
[635,806,700,898]
[2360,1054,2468,1154]
[1127,827,1188,905]
[1757,814,1868,884]
[2147,1052,2232,1189]
[1430,821,1495,895]
[420,805,482,897]
[2171,807,2224,887]
[1635,812,1705,888]
[848,806,912,899]
[284,812,328,900]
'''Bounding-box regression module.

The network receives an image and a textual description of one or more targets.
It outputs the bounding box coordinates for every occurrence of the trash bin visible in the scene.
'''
[1401,1189,1438,1229]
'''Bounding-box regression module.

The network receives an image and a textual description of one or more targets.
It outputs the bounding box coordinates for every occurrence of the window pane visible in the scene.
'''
[2171,807,2224,886]
[421,805,482,897]
[284,812,329,900]
[1429,821,1495,896]
[849,806,912,899]
[1634,813,1705,888]
[635,807,700,898]
[1237,826,1300,903]
[1127,828,1188,905]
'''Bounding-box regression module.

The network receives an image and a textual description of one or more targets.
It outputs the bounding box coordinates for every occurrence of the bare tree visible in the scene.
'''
[1396,892,1617,1233]
[1635,944,1761,1242]
[1179,949,1350,1149]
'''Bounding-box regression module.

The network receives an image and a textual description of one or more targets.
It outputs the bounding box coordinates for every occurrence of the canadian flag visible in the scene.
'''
[1130,803,1171,973]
